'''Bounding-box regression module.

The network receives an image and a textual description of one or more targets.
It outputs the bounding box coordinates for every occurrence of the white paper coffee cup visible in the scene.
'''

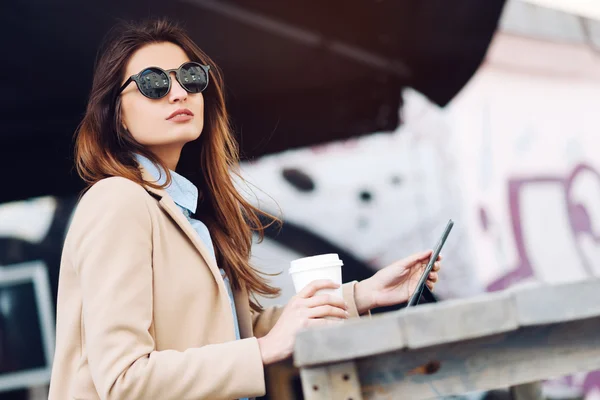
[289,254,343,299]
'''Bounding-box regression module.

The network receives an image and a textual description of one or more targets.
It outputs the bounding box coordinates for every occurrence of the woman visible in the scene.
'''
[49,18,441,400]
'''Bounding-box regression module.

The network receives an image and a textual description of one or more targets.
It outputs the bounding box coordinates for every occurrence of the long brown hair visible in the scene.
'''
[75,18,280,309]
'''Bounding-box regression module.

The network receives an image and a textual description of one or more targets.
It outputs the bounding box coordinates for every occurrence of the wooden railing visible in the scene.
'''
[294,279,600,399]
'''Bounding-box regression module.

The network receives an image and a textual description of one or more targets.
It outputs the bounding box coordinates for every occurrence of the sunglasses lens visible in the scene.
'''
[179,63,208,93]
[139,68,170,98]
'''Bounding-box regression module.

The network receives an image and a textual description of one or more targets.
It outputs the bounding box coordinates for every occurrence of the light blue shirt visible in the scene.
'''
[136,155,248,399]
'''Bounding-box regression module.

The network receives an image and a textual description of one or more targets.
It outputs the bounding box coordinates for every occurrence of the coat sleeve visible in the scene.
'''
[251,280,370,338]
[69,178,265,400]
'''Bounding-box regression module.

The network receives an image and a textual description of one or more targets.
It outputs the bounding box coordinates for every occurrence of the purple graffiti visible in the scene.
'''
[566,165,600,274]
[487,163,599,291]
[484,163,600,397]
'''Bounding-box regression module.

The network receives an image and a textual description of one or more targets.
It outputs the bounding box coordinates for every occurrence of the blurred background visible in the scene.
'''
[1,0,599,399]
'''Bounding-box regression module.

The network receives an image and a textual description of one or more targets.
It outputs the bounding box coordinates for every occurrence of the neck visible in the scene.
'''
[148,143,184,171]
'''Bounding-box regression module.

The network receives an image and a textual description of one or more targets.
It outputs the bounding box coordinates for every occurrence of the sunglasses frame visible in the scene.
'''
[118,61,211,99]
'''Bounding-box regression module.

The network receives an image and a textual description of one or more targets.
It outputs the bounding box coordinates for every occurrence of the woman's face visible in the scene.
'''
[120,42,204,164]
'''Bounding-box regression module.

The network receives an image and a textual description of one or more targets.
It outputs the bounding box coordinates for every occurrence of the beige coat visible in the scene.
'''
[49,169,364,400]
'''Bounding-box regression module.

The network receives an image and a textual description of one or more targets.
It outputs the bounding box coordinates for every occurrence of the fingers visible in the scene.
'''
[406,250,434,265]
[416,251,443,264]
[416,261,441,275]
[427,281,435,291]
[427,272,438,283]
[308,318,345,328]
[308,305,349,319]
[297,280,340,299]
[305,294,348,310]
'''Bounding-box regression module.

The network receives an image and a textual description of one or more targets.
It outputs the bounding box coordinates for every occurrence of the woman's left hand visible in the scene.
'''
[354,250,442,314]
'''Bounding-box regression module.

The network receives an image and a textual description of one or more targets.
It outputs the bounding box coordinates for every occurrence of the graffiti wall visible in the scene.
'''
[242,88,479,307]
[448,36,600,294]
[446,30,600,398]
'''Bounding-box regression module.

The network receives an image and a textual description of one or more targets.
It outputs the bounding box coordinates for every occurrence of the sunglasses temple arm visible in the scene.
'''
[118,77,134,95]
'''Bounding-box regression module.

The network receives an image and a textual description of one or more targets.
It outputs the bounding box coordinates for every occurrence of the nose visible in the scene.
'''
[167,72,187,103]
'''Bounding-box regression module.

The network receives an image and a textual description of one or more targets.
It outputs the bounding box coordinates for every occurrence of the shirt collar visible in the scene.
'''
[134,153,198,215]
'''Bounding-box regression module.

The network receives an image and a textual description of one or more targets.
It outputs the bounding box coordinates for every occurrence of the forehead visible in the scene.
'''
[124,42,190,77]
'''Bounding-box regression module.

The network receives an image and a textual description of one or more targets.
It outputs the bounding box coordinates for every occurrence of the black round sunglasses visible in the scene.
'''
[118,61,211,99]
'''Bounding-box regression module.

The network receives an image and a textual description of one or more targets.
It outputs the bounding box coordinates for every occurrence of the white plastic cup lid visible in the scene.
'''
[289,254,343,274]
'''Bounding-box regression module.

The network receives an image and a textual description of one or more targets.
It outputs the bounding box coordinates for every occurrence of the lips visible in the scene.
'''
[166,108,194,120]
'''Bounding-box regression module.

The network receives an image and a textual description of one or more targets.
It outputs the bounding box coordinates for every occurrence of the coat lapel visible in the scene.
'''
[141,168,227,295]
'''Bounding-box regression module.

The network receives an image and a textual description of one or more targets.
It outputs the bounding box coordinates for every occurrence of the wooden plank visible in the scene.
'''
[514,279,600,326]
[295,291,518,367]
[356,317,600,399]
[294,315,405,367]
[328,362,364,400]
[399,290,518,349]
[300,366,333,400]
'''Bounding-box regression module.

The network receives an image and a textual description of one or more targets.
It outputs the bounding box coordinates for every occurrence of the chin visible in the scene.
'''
[170,127,203,143]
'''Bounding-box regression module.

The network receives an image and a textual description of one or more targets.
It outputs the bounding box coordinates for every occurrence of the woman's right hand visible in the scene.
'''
[257,280,348,365]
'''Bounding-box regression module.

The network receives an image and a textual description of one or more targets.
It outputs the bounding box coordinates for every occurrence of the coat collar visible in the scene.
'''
[134,154,198,214]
